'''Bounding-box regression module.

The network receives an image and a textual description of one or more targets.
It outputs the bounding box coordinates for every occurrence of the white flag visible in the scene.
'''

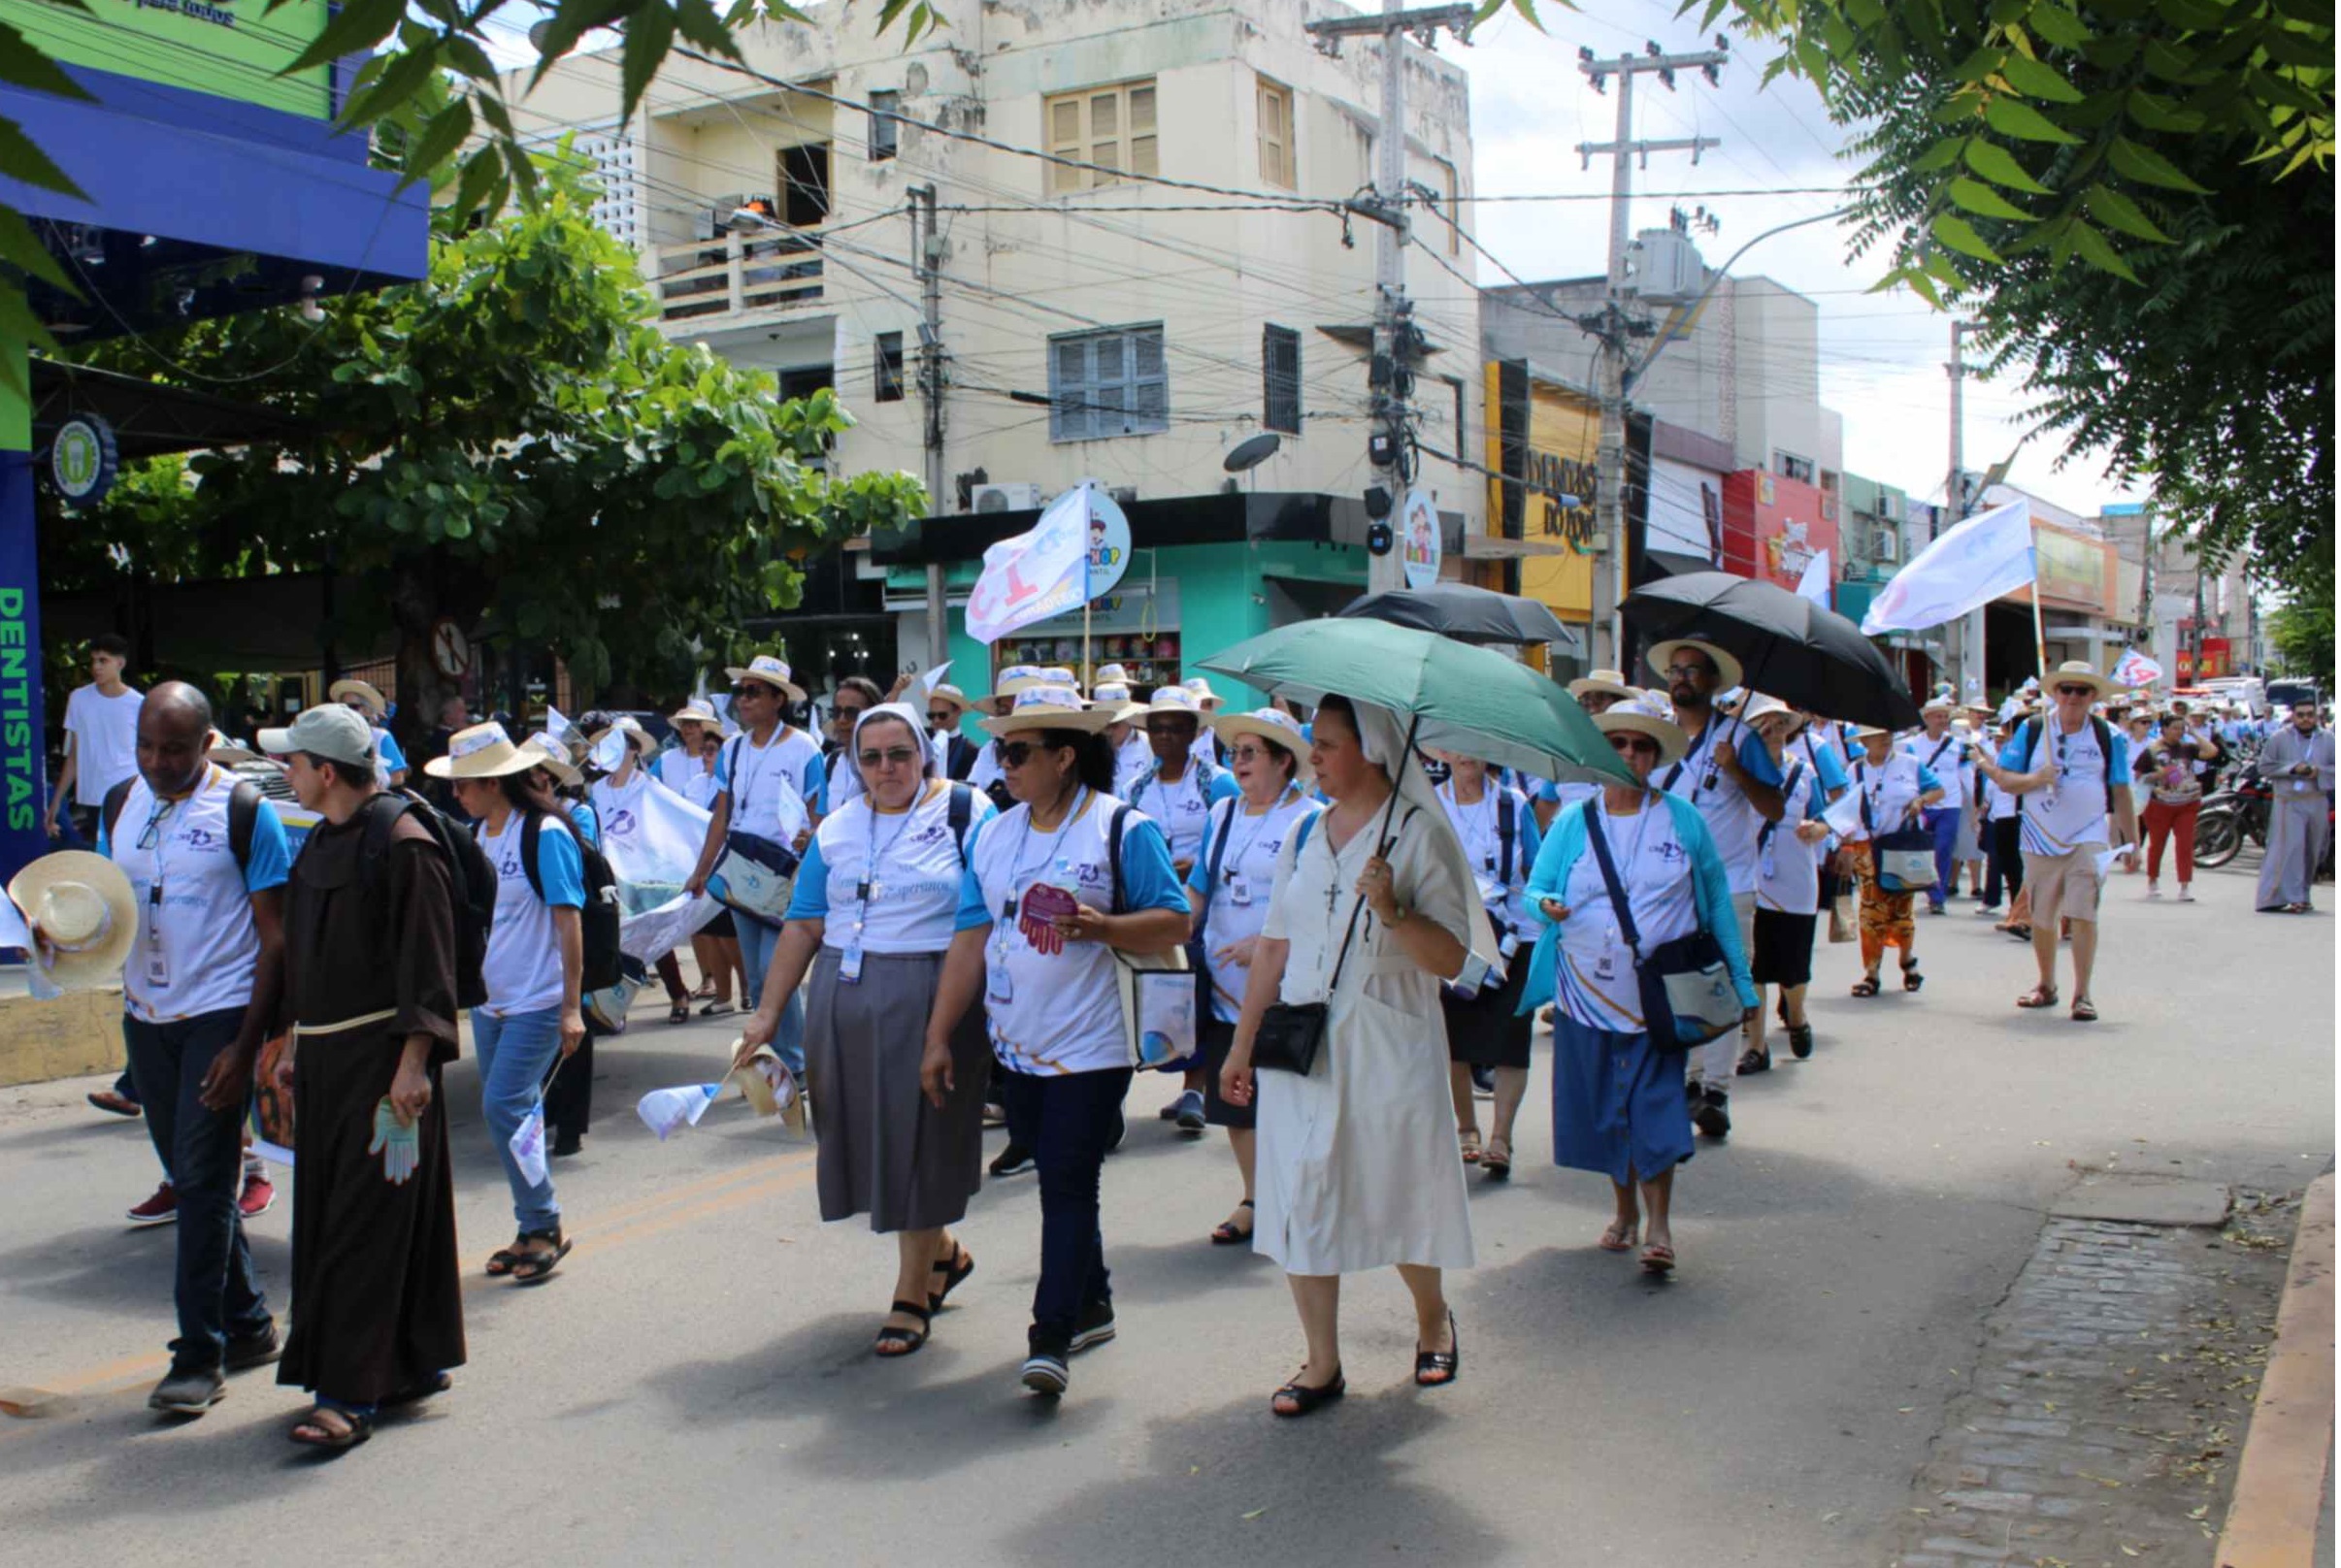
[636,1083,722,1141]
[1862,500,2036,636]
[2113,648,2162,688]
[964,483,1095,644]
[1796,548,1832,609]
[917,661,952,697]
[510,1106,549,1187]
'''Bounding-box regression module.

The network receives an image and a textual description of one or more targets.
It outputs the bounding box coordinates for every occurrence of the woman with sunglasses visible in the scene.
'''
[1220,696,1480,1419]
[1835,726,1945,997]
[735,703,996,1357]
[1520,710,1756,1275]
[921,685,1191,1398]
[1186,708,1321,1245]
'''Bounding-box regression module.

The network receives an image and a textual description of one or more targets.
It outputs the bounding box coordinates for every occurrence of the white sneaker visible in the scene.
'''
[2177,886,2195,902]
[2146,883,2161,898]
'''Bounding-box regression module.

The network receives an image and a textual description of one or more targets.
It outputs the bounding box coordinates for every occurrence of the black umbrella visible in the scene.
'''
[1623,572,1923,731]
[1337,582,1572,647]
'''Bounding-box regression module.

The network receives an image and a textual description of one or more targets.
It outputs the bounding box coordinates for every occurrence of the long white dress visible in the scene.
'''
[1254,805,1477,1276]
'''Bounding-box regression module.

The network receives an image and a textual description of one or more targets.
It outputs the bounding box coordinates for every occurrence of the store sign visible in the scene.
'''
[1399,489,1441,588]
[49,413,117,510]
[1074,478,1133,600]
[2033,524,2113,614]
[16,0,335,119]
[0,452,46,887]
[1024,580,1180,637]
[1527,450,1599,553]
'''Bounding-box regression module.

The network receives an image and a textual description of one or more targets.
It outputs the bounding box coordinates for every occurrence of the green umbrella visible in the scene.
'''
[1200,619,1635,788]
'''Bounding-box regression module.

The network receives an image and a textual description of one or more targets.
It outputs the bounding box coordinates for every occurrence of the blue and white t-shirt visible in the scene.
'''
[1554,798,1697,1032]
[103,767,292,1024]
[477,811,585,1017]
[715,728,813,847]
[788,780,996,954]
[1845,753,1942,843]
[1435,778,1540,949]
[2000,717,2129,855]
[955,791,1187,1074]
[1788,729,1850,798]
[372,726,409,784]
[1127,759,1238,870]
[1903,730,1969,812]
[1754,760,1827,916]
[1111,733,1154,797]
[1659,714,1784,896]
[1186,789,1321,1023]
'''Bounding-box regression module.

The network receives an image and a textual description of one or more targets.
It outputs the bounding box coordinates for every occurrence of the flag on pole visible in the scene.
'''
[2112,648,2162,688]
[1861,499,2036,636]
[965,483,1096,645]
[1796,547,1832,609]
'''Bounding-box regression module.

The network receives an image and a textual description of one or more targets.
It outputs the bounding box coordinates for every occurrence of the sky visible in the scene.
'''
[1439,0,2142,518]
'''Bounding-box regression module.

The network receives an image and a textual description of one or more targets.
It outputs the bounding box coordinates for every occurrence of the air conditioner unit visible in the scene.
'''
[1881,494,1900,521]
[973,482,1043,513]
[1875,527,1898,563]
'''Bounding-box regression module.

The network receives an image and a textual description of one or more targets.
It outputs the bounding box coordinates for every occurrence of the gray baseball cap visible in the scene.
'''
[258,703,376,768]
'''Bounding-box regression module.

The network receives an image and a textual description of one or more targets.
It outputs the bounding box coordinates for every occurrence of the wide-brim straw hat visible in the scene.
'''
[328,678,387,719]
[668,699,718,728]
[980,665,1055,716]
[2042,660,2121,700]
[204,729,265,767]
[1739,692,1795,730]
[1567,669,1636,702]
[926,684,976,716]
[1647,638,1744,694]
[9,851,137,990]
[1850,723,1895,741]
[1180,677,1224,710]
[981,683,1114,737]
[724,655,807,702]
[1088,682,1146,725]
[527,732,584,788]
[1596,710,1688,767]
[1212,707,1314,780]
[424,721,550,780]
[1142,687,1207,723]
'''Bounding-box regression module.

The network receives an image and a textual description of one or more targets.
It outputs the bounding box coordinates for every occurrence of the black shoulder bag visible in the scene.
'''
[1250,806,1418,1075]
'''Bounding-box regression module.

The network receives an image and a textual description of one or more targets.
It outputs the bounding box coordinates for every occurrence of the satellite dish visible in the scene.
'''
[1223,433,1283,474]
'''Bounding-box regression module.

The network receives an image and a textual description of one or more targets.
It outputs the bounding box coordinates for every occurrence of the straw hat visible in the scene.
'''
[1141,687,1207,727]
[1089,682,1145,724]
[926,684,976,716]
[1739,692,1795,730]
[667,698,718,729]
[1180,676,1224,710]
[1211,707,1313,780]
[424,721,551,780]
[1647,638,1744,694]
[1595,709,1688,767]
[980,683,1114,737]
[328,678,387,719]
[205,729,264,767]
[1568,669,1636,702]
[1921,694,1956,715]
[1849,723,1894,741]
[980,665,1059,716]
[591,717,659,762]
[2042,660,2121,700]
[527,732,583,789]
[1092,663,1132,688]
[9,851,137,990]
[723,654,807,702]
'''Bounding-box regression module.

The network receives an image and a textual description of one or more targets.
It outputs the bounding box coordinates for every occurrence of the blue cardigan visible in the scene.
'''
[1515,792,1760,1017]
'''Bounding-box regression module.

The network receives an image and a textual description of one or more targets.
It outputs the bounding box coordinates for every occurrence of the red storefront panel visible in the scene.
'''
[1720,471,1839,592]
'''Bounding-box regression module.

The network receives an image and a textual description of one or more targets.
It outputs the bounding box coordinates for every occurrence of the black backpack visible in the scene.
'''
[103,775,263,867]
[352,788,498,1011]
[516,809,622,993]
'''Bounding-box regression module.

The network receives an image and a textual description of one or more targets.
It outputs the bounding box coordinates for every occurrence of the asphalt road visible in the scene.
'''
[0,856,2328,1566]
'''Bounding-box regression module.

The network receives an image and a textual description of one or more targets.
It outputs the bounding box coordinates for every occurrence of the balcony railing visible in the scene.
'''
[651,230,824,322]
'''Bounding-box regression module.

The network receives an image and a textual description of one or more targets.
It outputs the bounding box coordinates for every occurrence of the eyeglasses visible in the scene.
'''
[1607,735,1660,758]
[835,706,869,724]
[999,740,1052,768]
[857,745,921,768]
[1229,743,1273,764]
[1662,664,1712,681]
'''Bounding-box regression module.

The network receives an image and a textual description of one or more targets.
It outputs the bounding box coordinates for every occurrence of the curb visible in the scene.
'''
[2218,1170,2335,1568]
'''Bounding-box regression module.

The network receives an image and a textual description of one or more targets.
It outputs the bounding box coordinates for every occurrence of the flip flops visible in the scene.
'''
[1599,1218,1639,1253]
[1639,1243,1677,1276]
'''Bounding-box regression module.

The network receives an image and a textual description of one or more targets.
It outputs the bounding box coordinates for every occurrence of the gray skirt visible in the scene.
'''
[804,947,990,1233]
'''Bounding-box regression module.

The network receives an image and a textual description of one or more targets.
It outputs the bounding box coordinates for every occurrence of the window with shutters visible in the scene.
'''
[1044,80,1160,193]
[869,89,900,162]
[874,332,906,403]
[1262,324,1301,434]
[1049,325,1170,441]
[1257,76,1296,189]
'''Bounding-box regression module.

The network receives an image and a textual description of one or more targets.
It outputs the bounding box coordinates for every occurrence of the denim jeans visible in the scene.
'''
[471,1006,564,1233]
[1923,806,1961,910]
[122,1007,271,1371]
[736,914,806,1077]
[1002,1065,1133,1354]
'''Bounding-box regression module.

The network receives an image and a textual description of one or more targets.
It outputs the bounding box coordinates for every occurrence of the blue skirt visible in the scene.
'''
[1550,1017,1694,1185]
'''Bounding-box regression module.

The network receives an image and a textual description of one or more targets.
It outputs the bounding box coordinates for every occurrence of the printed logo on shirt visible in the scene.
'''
[1654,839,1690,866]
[607,808,638,836]
[499,850,522,877]
[906,821,952,850]
[181,825,223,852]
[1071,858,1107,890]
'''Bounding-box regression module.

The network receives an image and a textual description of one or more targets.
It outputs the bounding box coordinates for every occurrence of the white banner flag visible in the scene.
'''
[1796,547,1832,609]
[589,771,722,959]
[964,483,1095,645]
[2113,648,2162,688]
[1862,499,2036,636]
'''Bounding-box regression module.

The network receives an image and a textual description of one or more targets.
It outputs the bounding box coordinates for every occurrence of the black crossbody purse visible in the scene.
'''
[1252,808,1418,1075]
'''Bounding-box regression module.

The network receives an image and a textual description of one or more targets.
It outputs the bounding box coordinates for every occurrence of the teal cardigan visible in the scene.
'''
[1515,792,1760,1017]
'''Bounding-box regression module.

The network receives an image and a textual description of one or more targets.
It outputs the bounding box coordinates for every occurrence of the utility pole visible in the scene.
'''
[1947,317,1986,700]
[1577,40,1727,670]
[1307,2,1476,595]
[909,183,948,671]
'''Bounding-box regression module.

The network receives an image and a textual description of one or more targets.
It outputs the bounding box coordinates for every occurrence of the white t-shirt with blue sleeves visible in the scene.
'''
[787,780,995,954]
[478,810,585,1017]
[715,728,813,847]
[1127,759,1238,868]
[1659,715,1785,895]
[1186,789,1321,1023]
[1755,759,1828,915]
[103,767,292,1024]
[1435,779,1540,951]
[1999,716,2129,855]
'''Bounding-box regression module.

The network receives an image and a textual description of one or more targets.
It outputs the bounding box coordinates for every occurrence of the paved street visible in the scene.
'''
[1,856,2328,1567]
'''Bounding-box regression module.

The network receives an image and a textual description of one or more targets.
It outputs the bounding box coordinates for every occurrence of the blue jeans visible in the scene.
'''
[122,1007,271,1371]
[1002,1065,1132,1354]
[736,914,805,1077]
[471,1006,564,1233]
[1924,806,1961,910]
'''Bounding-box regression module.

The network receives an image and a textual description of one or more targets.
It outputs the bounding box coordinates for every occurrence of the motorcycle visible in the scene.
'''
[2193,766,2272,869]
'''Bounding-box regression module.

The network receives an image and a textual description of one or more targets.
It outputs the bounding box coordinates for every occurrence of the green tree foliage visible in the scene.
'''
[1705,0,2334,596]
[69,162,925,735]
[2266,596,2334,683]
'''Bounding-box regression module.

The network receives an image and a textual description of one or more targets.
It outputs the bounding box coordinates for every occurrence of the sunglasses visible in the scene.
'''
[857,745,921,768]
[999,739,1060,768]
[835,706,869,723]
[927,710,957,727]
[2054,684,2094,698]
[1607,734,1661,758]
[732,684,772,701]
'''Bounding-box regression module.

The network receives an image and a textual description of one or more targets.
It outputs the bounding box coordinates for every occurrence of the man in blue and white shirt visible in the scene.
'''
[1902,699,1969,914]
[102,682,292,1418]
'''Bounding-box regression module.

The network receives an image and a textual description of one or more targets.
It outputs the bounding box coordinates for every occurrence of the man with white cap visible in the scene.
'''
[1902,698,1969,914]
[1645,638,1784,1138]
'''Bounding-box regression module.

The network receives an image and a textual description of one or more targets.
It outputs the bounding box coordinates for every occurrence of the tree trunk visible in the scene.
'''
[389,548,487,760]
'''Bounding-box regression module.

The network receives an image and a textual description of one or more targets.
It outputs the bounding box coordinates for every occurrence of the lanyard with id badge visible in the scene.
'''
[138,796,177,991]
[989,789,1090,1006]
[839,796,924,984]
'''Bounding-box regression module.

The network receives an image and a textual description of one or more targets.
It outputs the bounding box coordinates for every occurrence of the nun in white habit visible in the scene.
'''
[1221,693,1497,1419]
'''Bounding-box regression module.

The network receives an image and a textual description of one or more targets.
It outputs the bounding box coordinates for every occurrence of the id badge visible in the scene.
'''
[839,942,864,984]
[1760,849,1778,883]
[1594,951,1616,982]
[986,957,1014,1004]
[1228,874,1253,908]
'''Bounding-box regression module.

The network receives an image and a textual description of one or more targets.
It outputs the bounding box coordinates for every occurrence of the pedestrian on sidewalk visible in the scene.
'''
[1131,685,1239,1129]
[1739,696,1830,1073]
[428,724,584,1283]
[262,703,466,1451]
[922,684,1190,1398]
[1903,698,1968,914]
[2133,712,2215,901]
[736,702,994,1357]
[1979,710,2029,918]
[51,633,148,1119]
[1520,707,1758,1276]
[2254,697,2333,914]
[1975,663,2139,1023]
[1433,745,1538,1179]
[1838,727,1944,998]
[535,733,606,1156]
[1185,708,1320,1246]
[1219,695,1474,1420]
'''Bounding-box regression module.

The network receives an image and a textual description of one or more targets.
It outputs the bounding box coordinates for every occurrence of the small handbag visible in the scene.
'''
[1250,809,1382,1076]
[1582,803,1740,1051]
[1860,784,1937,895]
[708,830,802,924]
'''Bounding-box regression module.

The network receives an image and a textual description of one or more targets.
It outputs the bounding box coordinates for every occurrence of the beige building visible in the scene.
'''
[507,0,1483,693]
